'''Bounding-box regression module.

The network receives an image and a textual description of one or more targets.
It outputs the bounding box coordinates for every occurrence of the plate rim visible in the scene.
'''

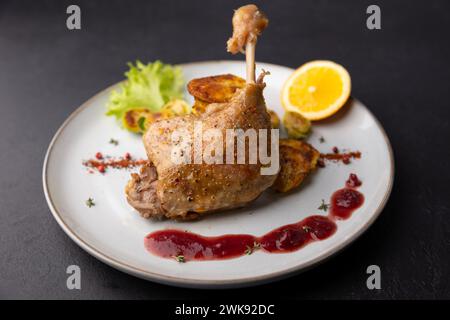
[42,60,395,289]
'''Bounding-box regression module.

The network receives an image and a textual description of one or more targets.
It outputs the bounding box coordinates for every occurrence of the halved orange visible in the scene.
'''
[281,61,351,120]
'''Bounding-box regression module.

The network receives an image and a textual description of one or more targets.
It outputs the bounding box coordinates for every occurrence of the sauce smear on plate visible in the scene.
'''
[144,174,364,262]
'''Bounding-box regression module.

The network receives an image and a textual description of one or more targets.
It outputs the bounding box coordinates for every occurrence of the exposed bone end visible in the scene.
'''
[226,4,268,55]
[226,5,269,83]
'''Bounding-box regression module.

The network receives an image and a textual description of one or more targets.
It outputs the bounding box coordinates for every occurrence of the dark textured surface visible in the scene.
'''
[1,0,449,299]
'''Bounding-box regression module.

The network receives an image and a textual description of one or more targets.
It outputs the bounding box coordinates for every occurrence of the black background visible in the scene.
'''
[1,0,449,299]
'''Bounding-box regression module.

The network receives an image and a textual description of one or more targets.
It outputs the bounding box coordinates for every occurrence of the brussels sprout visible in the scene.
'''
[160,99,191,118]
[283,111,311,139]
[267,109,280,129]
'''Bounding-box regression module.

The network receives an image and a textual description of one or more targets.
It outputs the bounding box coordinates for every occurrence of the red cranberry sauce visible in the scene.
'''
[346,173,362,188]
[144,230,255,261]
[144,174,364,262]
[331,173,364,220]
[259,215,337,253]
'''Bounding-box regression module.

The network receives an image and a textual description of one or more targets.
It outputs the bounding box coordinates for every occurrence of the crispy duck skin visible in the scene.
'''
[126,74,276,220]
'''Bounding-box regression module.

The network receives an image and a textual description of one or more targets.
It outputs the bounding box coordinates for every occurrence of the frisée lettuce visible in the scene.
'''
[106,60,185,119]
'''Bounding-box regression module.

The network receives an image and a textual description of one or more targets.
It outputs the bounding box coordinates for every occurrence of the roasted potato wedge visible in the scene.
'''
[272,139,320,193]
[188,74,245,104]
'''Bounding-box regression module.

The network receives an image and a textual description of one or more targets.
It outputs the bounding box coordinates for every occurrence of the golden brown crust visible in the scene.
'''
[272,139,320,193]
[187,74,245,104]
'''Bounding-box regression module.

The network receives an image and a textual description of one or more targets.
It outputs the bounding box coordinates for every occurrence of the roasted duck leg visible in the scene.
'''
[125,4,276,219]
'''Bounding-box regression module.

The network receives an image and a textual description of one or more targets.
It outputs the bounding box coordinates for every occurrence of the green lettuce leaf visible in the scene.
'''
[106,60,184,119]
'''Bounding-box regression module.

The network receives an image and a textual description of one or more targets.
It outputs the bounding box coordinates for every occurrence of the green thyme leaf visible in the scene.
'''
[86,197,95,208]
[318,199,329,212]
[172,255,185,263]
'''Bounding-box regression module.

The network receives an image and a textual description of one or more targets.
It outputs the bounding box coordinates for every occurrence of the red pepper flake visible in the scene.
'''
[124,152,131,160]
[83,154,148,174]
[95,152,103,160]
[319,150,361,165]
[332,146,339,154]
[342,156,351,165]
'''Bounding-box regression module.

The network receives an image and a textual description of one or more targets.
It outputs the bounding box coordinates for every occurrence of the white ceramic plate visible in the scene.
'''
[43,61,394,288]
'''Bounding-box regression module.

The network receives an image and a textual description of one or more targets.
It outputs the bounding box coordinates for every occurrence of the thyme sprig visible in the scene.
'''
[86,197,95,208]
[172,255,185,263]
[245,242,261,255]
[318,199,329,212]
